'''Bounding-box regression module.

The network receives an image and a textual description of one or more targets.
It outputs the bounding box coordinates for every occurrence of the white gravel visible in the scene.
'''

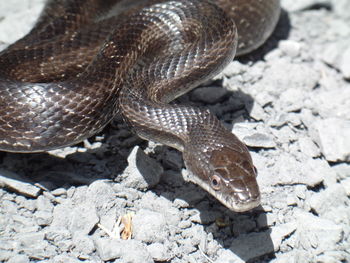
[0,0,350,262]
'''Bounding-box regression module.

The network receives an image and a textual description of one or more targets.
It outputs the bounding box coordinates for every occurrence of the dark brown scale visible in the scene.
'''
[0,0,280,212]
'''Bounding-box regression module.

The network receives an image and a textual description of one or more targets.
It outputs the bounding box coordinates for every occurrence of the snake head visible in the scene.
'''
[183,133,260,212]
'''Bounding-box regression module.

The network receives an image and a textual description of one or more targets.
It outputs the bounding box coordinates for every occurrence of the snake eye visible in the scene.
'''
[211,174,221,190]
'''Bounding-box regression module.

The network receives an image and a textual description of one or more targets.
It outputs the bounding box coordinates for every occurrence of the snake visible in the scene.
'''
[0,0,280,212]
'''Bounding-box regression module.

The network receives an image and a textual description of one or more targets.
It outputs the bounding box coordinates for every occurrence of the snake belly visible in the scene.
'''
[0,0,280,212]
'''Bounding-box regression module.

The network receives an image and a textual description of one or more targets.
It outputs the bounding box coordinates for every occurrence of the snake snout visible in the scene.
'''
[210,146,261,212]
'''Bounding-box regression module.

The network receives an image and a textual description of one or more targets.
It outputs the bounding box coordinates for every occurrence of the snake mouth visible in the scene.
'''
[225,193,261,212]
[187,170,261,212]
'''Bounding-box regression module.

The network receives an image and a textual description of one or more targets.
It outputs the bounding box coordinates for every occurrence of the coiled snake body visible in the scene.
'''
[0,0,280,212]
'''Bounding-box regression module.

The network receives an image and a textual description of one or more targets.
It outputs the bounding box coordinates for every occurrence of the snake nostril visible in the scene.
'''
[236,192,249,202]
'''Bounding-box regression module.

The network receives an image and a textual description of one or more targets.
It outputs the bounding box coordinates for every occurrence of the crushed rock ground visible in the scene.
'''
[0,0,349,262]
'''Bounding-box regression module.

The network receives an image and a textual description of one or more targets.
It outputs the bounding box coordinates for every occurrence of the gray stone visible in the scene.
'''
[69,202,99,235]
[227,223,295,261]
[34,210,53,226]
[295,185,308,200]
[271,250,315,263]
[317,251,350,263]
[17,236,56,259]
[162,150,183,171]
[215,249,243,263]
[272,154,324,187]
[36,195,54,212]
[242,132,276,148]
[304,158,337,187]
[270,126,297,144]
[231,215,256,234]
[322,41,343,67]
[308,184,349,216]
[295,211,344,254]
[122,146,163,190]
[147,242,172,261]
[120,240,154,263]
[17,232,45,247]
[270,222,297,250]
[311,118,350,162]
[310,87,350,120]
[94,238,153,263]
[298,137,321,158]
[8,254,30,263]
[132,209,168,243]
[45,227,73,252]
[279,40,302,58]
[248,101,267,121]
[72,232,95,256]
[339,45,350,79]
[332,163,350,180]
[256,212,277,228]
[50,188,67,197]
[332,0,350,19]
[0,169,41,198]
[51,201,99,235]
[277,88,305,112]
[94,238,124,261]
[137,191,181,227]
[0,249,14,262]
[51,254,82,263]
[342,178,350,196]
[2,199,19,214]
[86,180,119,229]
[231,123,276,148]
[221,60,245,78]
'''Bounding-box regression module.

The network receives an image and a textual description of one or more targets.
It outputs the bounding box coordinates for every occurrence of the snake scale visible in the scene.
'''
[0,0,280,212]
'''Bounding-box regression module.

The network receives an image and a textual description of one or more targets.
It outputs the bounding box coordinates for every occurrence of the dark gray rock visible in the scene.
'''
[0,169,41,198]
[311,118,350,162]
[190,86,229,104]
[122,146,163,190]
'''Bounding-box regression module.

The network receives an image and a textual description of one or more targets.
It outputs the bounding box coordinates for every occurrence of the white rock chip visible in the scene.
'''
[7,254,30,263]
[308,184,349,216]
[295,211,344,254]
[311,118,350,162]
[298,137,321,158]
[279,40,302,58]
[342,178,350,196]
